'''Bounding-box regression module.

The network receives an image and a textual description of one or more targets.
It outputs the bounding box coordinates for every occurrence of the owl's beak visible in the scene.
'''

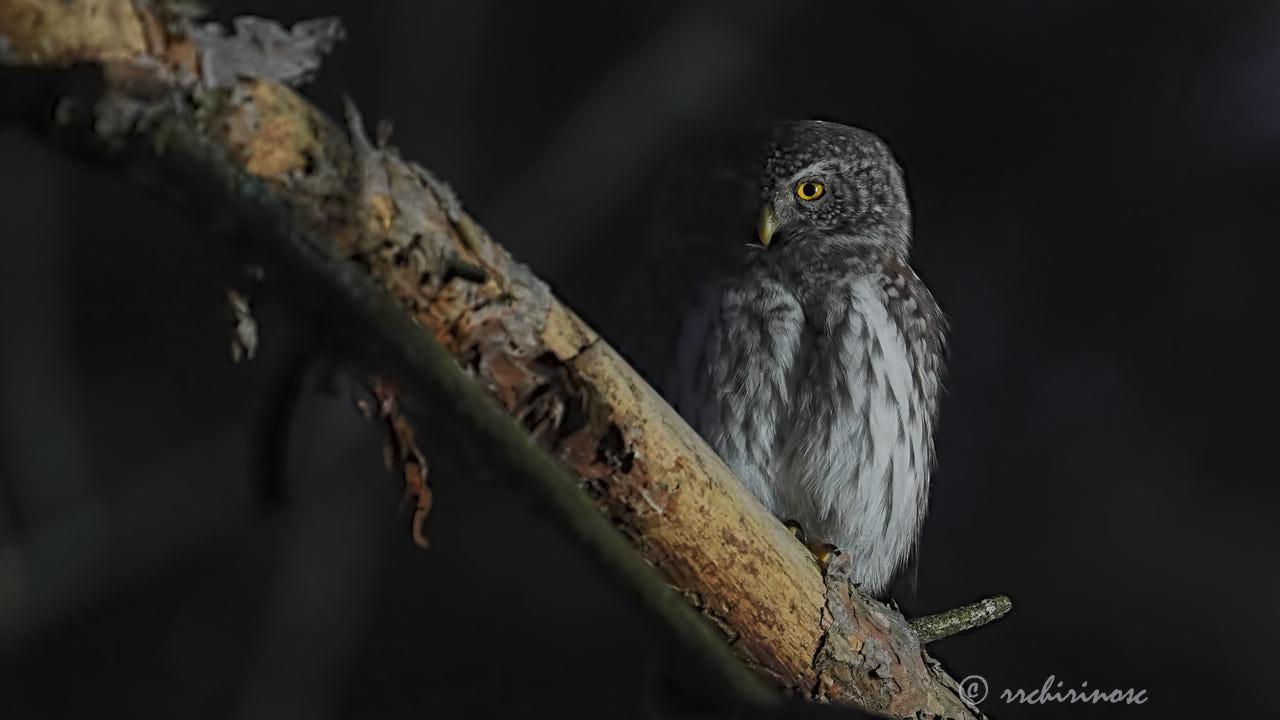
[757,202,779,247]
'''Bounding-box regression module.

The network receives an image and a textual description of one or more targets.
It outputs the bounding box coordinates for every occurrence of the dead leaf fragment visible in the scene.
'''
[190,15,343,89]
[227,288,258,362]
[366,376,433,548]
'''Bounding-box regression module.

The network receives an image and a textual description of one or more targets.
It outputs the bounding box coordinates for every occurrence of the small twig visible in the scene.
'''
[909,595,1012,644]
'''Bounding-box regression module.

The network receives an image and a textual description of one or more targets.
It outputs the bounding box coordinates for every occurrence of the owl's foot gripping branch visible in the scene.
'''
[0,2,1005,717]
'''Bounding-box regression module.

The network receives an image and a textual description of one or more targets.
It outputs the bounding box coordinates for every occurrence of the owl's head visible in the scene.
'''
[756,120,912,257]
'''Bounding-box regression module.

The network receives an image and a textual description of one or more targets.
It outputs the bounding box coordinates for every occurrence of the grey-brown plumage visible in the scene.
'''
[660,120,947,597]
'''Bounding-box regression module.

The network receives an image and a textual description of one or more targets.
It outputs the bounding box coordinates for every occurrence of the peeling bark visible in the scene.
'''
[0,3,997,718]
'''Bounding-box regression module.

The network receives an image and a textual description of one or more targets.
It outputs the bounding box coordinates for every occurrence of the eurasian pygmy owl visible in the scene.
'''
[657,120,947,598]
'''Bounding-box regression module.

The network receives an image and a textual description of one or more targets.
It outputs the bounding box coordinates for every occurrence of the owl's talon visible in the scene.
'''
[785,520,836,569]
[784,519,807,544]
[807,542,838,570]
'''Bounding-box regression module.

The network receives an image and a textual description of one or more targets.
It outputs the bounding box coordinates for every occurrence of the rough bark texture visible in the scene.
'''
[0,3,987,718]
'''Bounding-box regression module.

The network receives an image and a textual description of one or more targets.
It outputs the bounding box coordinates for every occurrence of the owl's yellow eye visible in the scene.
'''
[796,181,824,201]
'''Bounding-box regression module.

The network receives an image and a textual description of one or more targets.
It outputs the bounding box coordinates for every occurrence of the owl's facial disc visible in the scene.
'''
[756,120,913,255]
[757,165,837,248]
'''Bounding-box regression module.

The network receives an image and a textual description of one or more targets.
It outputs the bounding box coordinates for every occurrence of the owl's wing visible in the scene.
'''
[664,278,726,415]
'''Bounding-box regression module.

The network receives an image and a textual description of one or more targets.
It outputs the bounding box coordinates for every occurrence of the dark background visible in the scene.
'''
[2,1,1278,718]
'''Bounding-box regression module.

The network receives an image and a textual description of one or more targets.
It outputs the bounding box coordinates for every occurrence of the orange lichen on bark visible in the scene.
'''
[208,79,328,186]
[0,0,146,64]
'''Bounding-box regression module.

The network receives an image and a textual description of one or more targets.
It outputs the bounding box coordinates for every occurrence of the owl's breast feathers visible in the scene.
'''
[673,248,946,596]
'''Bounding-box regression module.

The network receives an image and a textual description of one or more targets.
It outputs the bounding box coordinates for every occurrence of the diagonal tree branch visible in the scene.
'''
[0,2,1001,718]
